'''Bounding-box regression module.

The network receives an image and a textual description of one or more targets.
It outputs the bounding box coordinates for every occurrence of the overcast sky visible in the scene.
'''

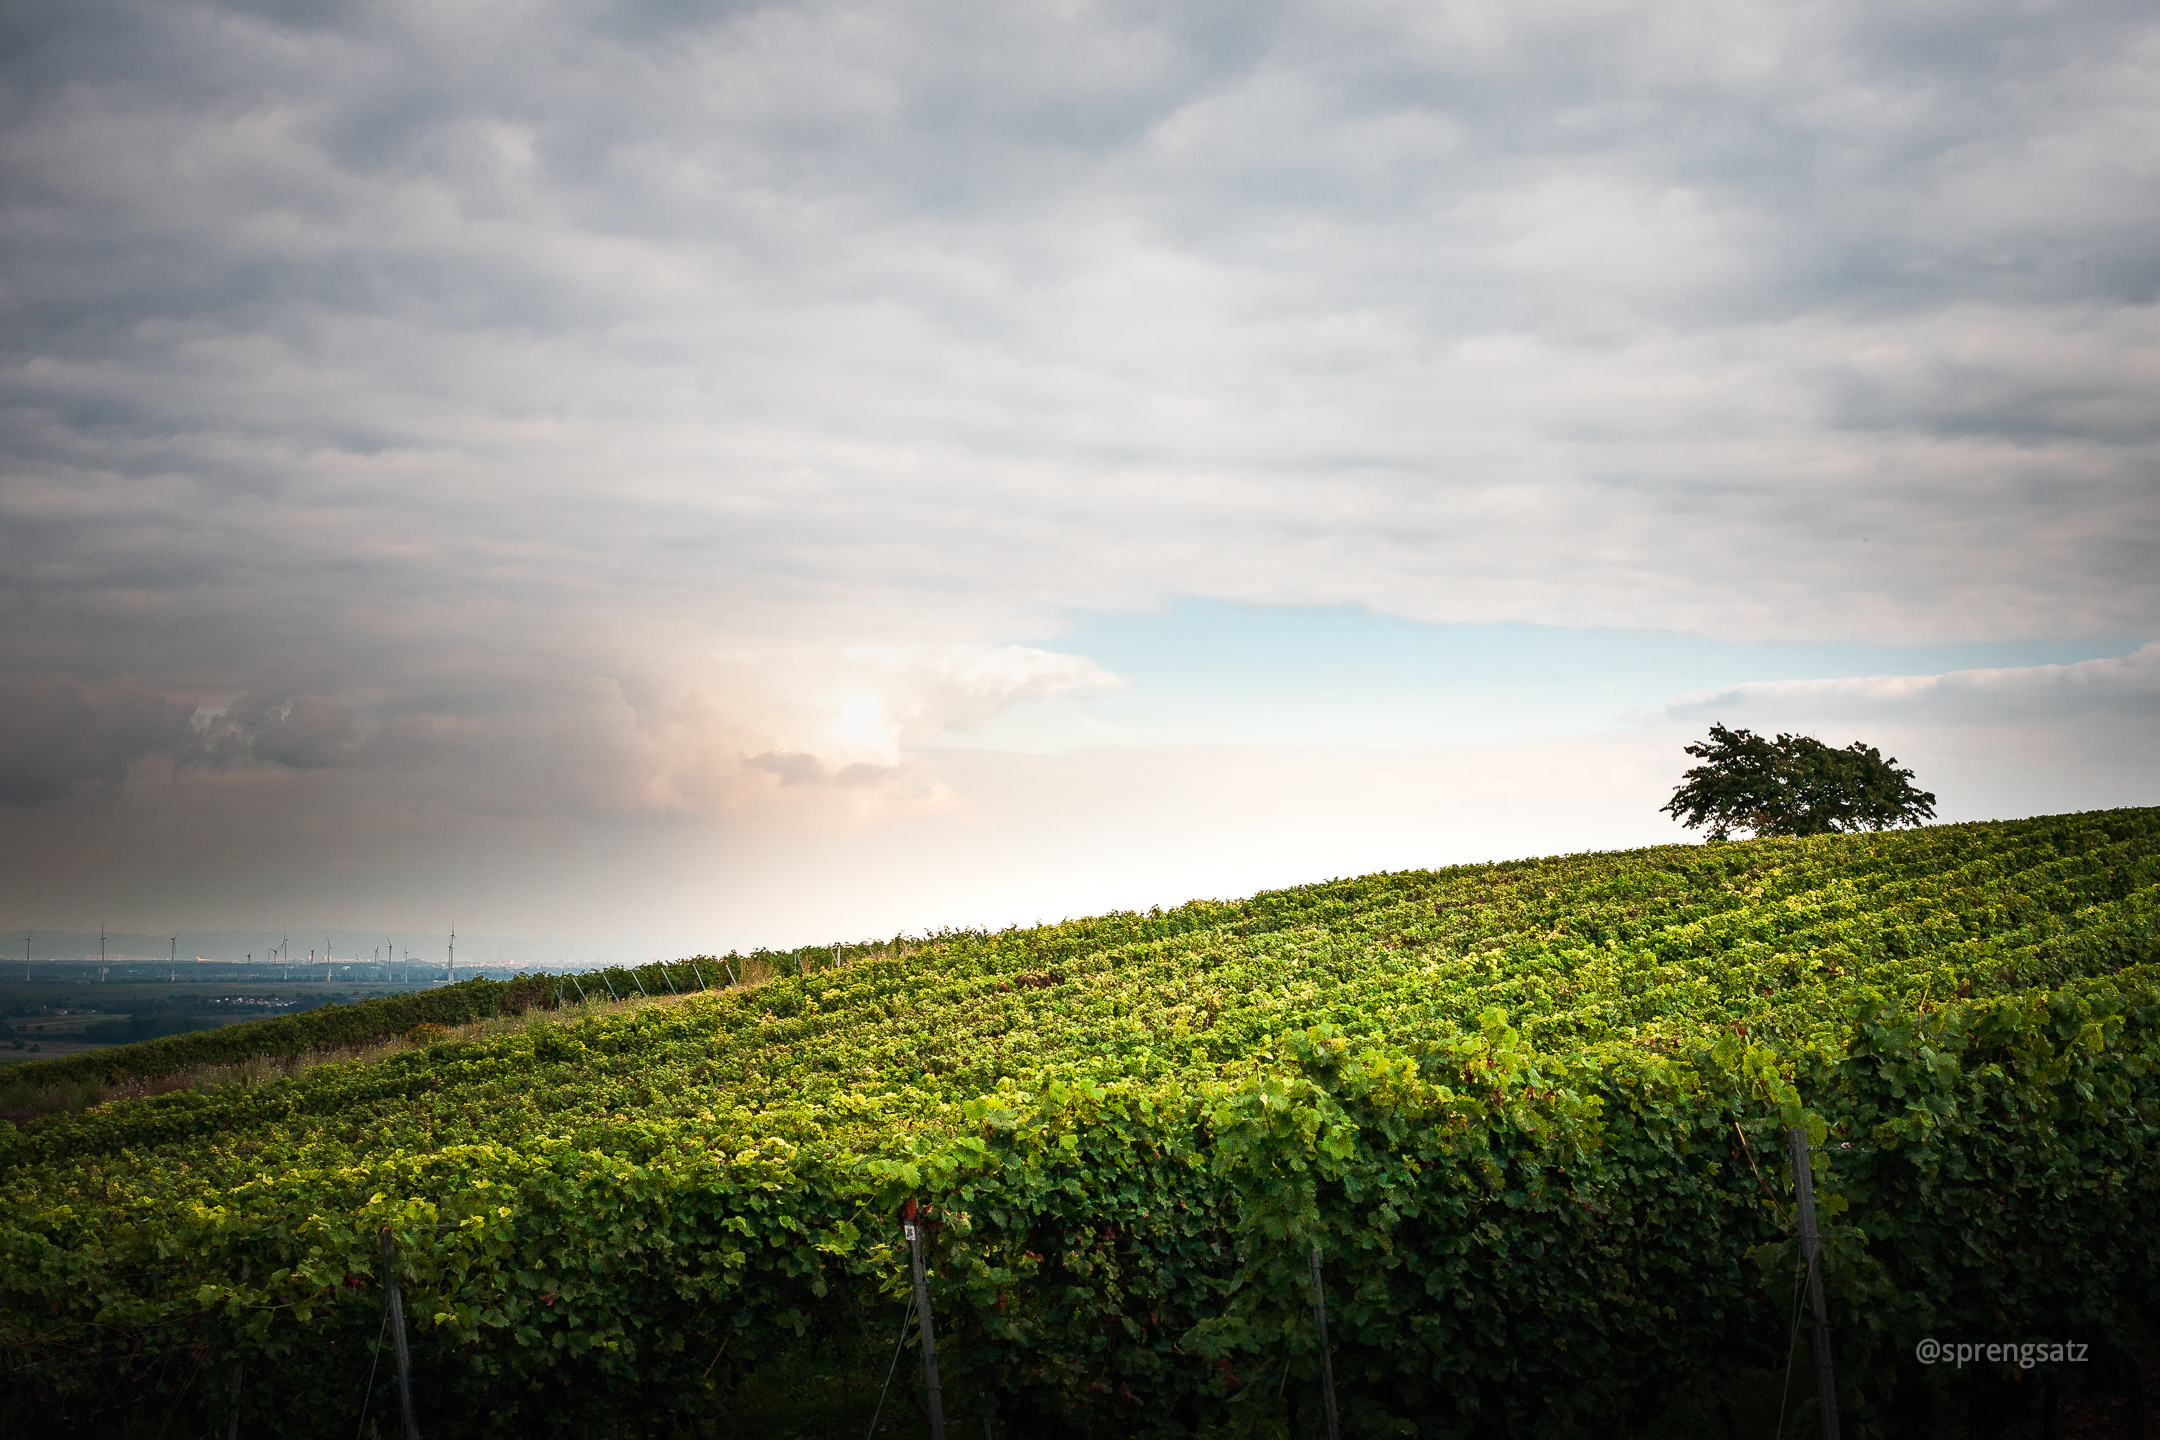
[3,0,2156,956]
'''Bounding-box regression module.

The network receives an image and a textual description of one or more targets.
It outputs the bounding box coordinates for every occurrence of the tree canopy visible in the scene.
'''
[1661,723,1937,841]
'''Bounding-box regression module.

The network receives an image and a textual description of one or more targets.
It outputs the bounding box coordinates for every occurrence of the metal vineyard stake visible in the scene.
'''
[904,1201,947,1440]
[1309,1243,1341,1440]
[1788,1128,1840,1440]
[380,1227,422,1440]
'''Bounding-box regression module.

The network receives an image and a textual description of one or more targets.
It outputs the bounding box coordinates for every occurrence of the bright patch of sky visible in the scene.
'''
[939,600,2148,750]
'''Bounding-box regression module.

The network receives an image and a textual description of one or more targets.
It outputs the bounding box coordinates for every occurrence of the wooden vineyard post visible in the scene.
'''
[380,1226,422,1440]
[1788,1128,1841,1440]
[1309,1243,1341,1440]
[904,1199,948,1440]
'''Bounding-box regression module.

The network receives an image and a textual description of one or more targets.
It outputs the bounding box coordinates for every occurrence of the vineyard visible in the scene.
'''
[4,809,2159,1438]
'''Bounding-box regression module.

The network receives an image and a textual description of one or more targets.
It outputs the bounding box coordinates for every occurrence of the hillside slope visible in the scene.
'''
[5,809,2159,1438]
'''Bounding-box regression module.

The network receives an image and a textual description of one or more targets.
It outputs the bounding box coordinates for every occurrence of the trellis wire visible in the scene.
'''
[1772,1255,1808,1440]
[864,1291,917,1440]
[1308,1243,1340,1440]
[356,1308,389,1439]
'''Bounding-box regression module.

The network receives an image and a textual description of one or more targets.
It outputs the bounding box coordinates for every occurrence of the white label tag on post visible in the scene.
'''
[903,1224,917,1241]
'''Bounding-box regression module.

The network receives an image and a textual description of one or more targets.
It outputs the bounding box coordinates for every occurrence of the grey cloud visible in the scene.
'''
[0,673,195,805]
[1665,642,2160,730]
[743,753,903,788]
[222,694,361,770]
[1,0,2156,899]
[746,751,827,786]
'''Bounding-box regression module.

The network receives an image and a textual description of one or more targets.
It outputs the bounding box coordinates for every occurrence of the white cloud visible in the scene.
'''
[718,642,1129,782]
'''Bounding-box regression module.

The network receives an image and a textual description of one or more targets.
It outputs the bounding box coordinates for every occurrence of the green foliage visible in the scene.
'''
[0,973,559,1090]
[3,809,2158,1437]
[1663,723,1938,840]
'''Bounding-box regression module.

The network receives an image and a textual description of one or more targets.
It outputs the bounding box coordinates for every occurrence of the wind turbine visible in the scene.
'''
[448,925,455,984]
[170,935,177,984]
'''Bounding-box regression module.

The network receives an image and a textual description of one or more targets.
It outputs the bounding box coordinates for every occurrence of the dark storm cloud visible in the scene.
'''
[0,0,2155,851]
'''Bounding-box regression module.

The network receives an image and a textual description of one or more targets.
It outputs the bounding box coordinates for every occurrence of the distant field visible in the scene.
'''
[0,979,433,1063]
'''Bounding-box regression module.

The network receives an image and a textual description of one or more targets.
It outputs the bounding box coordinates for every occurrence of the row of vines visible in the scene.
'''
[3,809,2159,1436]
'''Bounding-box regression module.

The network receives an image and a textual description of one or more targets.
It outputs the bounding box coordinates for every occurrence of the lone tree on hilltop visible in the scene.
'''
[1662,723,1937,841]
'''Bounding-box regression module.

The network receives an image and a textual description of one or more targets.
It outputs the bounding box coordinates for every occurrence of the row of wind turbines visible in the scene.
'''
[16,926,462,985]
